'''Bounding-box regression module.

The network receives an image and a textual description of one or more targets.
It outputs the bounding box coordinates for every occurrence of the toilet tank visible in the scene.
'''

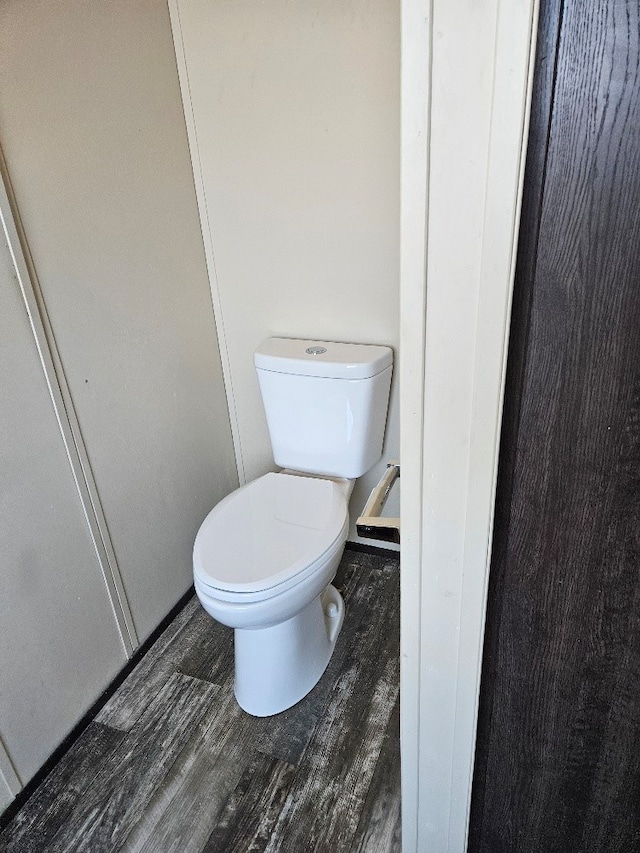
[254,338,393,479]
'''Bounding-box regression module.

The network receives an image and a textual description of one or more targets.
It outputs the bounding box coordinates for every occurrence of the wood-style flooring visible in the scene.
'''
[1,548,400,853]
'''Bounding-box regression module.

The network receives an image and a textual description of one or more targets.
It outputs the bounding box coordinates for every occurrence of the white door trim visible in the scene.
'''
[400,2,539,850]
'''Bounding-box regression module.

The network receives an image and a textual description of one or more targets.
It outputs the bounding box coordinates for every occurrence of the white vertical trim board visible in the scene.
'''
[399,0,432,850]
[400,1,538,851]
[0,155,138,656]
[167,0,246,486]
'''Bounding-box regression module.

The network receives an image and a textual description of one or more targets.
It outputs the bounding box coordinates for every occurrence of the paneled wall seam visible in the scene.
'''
[0,153,138,657]
[168,0,246,486]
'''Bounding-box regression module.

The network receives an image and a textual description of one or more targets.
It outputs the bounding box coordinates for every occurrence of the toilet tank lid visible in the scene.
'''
[254,337,393,380]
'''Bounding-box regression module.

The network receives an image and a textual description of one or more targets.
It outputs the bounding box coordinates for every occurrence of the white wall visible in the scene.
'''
[0,226,127,786]
[0,0,240,800]
[170,0,400,540]
[0,0,239,642]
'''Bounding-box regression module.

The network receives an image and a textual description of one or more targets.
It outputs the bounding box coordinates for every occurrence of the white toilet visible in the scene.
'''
[193,337,393,717]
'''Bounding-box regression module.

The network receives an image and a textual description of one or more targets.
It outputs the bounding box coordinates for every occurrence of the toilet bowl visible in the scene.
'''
[193,471,350,716]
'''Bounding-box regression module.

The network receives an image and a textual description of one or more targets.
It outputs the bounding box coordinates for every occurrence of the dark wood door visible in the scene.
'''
[469,1,640,851]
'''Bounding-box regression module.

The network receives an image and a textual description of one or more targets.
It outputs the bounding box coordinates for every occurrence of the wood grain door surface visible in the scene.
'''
[470,1,640,851]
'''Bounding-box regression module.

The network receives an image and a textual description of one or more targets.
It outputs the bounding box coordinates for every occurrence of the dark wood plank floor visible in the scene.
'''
[0,548,400,853]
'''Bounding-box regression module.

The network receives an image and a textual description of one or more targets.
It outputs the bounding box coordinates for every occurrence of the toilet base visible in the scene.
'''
[234,584,345,717]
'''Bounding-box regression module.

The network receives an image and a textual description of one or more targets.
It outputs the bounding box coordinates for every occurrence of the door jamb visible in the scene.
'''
[400,2,539,849]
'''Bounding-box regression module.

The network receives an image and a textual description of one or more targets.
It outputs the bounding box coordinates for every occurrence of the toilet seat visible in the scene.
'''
[193,472,348,601]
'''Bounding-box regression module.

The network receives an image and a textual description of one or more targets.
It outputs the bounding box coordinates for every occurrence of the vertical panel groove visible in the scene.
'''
[0,153,138,655]
[168,0,246,486]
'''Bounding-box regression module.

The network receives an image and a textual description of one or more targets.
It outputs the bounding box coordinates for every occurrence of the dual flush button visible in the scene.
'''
[306,346,327,356]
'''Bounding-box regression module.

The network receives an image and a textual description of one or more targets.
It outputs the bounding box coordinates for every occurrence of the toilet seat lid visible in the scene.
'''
[193,473,348,594]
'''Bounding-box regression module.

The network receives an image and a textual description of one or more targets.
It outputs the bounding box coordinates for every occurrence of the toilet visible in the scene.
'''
[193,337,393,717]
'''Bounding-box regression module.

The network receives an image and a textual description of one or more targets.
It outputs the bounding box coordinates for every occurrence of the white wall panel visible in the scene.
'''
[0,232,127,786]
[0,0,239,640]
[170,0,400,541]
